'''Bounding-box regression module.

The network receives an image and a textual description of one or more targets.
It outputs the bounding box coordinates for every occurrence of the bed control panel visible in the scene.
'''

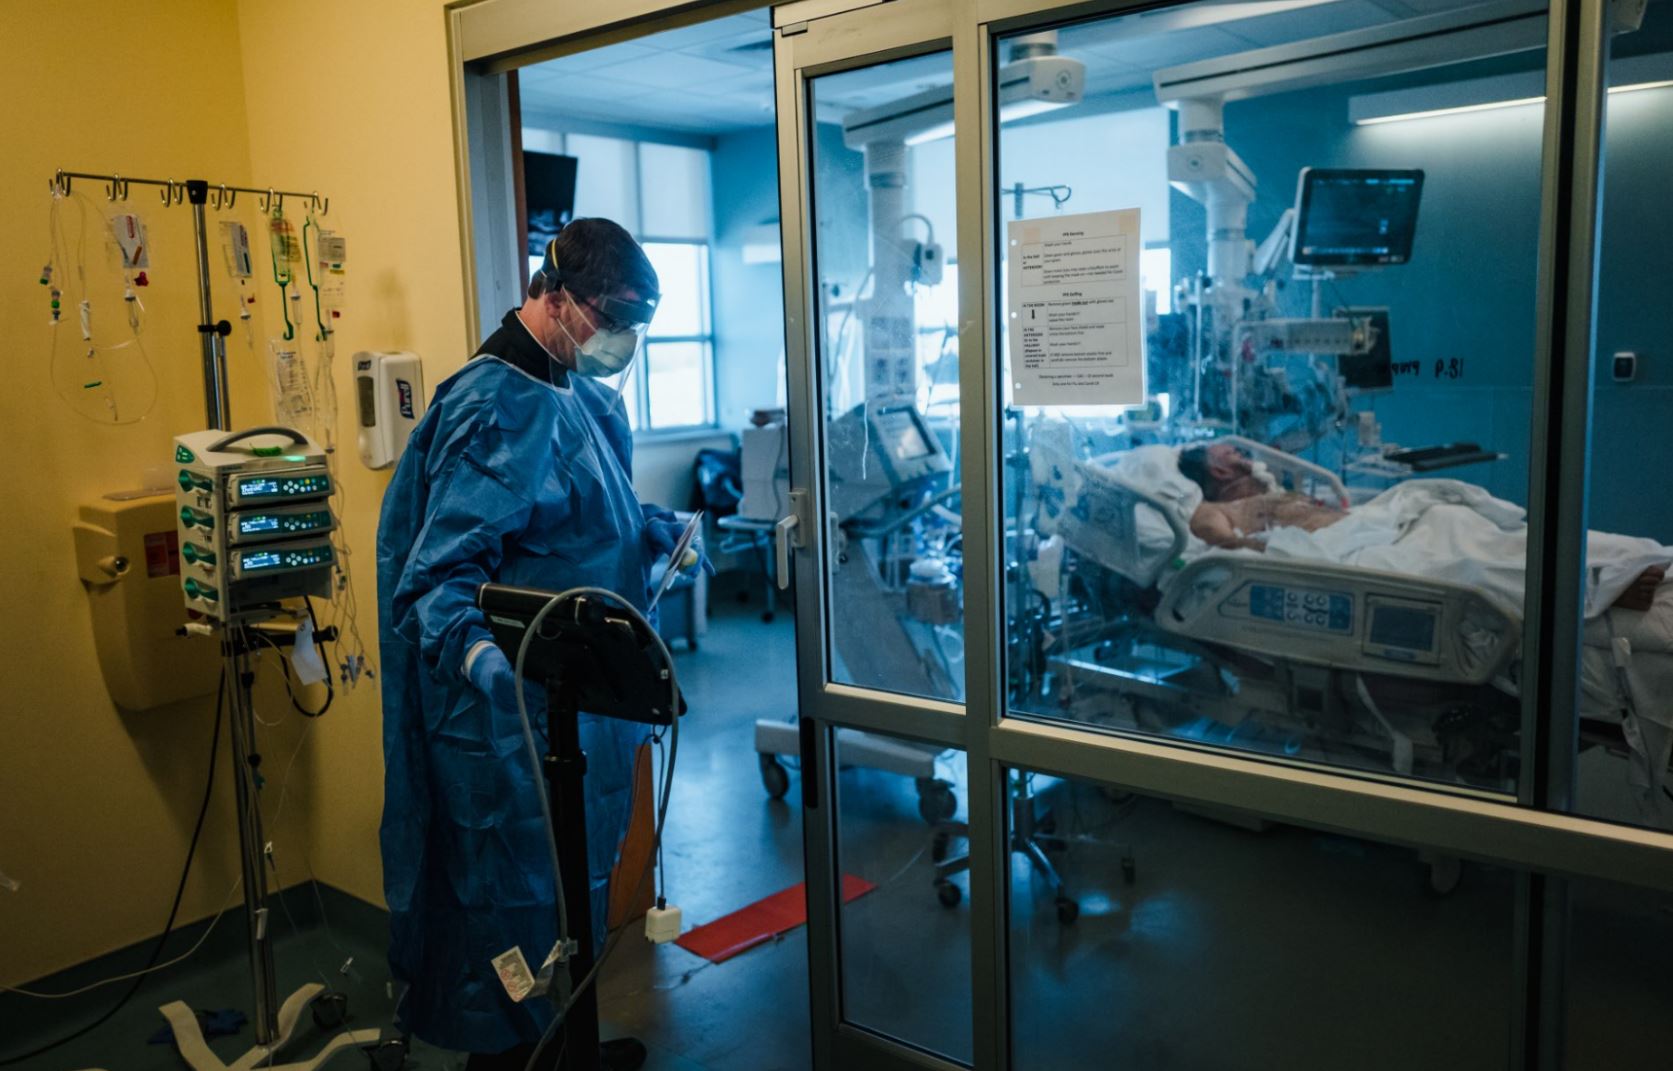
[1163,557,1516,684]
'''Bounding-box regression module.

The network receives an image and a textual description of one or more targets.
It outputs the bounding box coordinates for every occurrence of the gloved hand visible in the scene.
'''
[645,516,716,577]
[465,642,521,712]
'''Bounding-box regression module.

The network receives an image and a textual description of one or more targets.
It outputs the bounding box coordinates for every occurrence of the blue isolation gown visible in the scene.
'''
[376,311,671,1053]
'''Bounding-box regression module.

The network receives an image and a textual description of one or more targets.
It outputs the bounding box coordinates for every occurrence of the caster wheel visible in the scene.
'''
[936,881,962,908]
[365,1038,409,1071]
[1121,857,1136,885]
[762,611,775,623]
[759,755,791,800]
[687,639,699,652]
[917,780,958,824]
[736,591,751,604]
[1055,897,1079,925]
[932,830,952,862]
[1427,856,1463,896]
[311,991,348,1030]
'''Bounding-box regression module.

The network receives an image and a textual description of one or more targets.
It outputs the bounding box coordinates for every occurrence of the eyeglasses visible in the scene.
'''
[576,293,634,335]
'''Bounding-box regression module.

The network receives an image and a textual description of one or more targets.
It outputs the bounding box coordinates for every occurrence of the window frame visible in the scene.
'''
[638,236,719,433]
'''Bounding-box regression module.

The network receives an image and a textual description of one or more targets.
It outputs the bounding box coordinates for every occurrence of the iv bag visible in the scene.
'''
[315,230,347,313]
[268,343,316,433]
[110,213,149,269]
[220,221,253,278]
[270,214,301,266]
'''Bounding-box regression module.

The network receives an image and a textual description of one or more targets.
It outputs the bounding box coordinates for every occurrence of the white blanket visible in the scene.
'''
[1259,479,1673,620]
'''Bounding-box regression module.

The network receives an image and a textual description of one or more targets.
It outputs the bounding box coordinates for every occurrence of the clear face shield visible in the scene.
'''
[558,288,657,414]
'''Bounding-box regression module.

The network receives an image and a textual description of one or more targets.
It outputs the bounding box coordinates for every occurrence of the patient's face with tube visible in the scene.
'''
[1181,443,1265,502]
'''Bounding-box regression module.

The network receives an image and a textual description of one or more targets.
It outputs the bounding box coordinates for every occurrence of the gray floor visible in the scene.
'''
[8,582,1673,1070]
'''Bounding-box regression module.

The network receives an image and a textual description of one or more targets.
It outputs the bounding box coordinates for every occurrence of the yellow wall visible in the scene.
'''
[2,0,549,988]
[234,0,474,910]
[0,0,323,984]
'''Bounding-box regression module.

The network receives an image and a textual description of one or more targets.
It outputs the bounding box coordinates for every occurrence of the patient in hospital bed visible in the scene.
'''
[1177,443,1667,612]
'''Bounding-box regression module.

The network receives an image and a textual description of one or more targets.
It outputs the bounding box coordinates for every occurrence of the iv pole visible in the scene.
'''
[47,169,375,1071]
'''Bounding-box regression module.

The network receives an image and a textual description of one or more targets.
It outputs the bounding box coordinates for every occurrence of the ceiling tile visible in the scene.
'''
[588,50,758,90]
[677,27,775,62]
[525,41,659,76]
[1222,0,1394,46]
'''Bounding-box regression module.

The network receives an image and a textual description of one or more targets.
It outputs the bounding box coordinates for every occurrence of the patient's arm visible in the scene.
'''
[1613,565,1667,612]
[1189,501,1268,551]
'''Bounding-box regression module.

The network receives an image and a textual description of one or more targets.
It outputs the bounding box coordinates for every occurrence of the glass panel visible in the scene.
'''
[1006,771,1516,1069]
[997,2,1551,792]
[640,143,713,239]
[1575,0,1673,832]
[568,133,640,232]
[810,50,964,700]
[644,241,709,338]
[1565,876,1673,1064]
[645,341,710,429]
[836,733,971,1061]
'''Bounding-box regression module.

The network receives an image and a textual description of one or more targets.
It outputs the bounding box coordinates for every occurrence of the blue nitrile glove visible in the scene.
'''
[645,516,716,577]
[466,642,520,712]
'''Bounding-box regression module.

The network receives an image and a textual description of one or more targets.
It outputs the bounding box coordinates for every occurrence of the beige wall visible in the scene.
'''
[2,0,713,987]
[0,0,321,985]
[234,0,474,914]
[0,0,475,985]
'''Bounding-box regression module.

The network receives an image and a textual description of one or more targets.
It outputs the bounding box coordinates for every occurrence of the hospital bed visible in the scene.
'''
[1026,429,1672,808]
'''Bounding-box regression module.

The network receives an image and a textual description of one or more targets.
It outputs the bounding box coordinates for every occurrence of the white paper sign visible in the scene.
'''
[1006,208,1144,406]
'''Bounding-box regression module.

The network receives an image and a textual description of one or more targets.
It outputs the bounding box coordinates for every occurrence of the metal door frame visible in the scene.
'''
[774,3,976,1068]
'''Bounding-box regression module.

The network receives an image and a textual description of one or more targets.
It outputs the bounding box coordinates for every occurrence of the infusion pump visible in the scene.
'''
[173,427,336,622]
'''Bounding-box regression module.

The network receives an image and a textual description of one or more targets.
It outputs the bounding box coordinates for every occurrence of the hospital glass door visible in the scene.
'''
[760,0,1673,1066]
[774,1,979,1068]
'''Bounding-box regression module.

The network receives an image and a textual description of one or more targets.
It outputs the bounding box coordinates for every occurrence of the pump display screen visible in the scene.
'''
[236,543,333,574]
[241,550,285,572]
[1293,169,1424,267]
[236,508,332,538]
[235,470,331,501]
[874,409,934,463]
[1369,604,1438,653]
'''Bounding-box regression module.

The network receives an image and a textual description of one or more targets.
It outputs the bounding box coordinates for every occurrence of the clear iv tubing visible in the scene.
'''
[510,587,681,1071]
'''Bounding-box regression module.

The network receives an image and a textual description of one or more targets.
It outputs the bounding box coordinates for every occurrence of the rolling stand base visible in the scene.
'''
[160,983,381,1071]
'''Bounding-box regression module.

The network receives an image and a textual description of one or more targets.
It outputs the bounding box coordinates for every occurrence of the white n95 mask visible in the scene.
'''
[573,325,643,378]
[557,292,649,380]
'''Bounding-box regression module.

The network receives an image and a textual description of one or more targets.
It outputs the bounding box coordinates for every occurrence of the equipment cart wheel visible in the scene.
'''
[1426,855,1463,896]
[1055,897,1079,924]
[1122,855,1137,885]
[917,779,958,824]
[932,829,953,862]
[310,990,348,1030]
[759,755,791,800]
[936,880,963,908]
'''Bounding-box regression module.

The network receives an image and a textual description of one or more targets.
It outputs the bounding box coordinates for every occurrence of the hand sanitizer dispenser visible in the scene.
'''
[354,351,425,469]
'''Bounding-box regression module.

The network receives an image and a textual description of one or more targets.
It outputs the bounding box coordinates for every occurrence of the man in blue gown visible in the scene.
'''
[377,219,693,1070]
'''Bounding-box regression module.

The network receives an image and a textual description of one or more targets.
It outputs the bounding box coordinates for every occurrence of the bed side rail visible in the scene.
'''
[1030,438,1188,588]
[1220,434,1350,508]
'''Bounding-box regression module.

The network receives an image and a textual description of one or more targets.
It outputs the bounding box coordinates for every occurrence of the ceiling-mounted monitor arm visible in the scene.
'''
[1153,0,1645,297]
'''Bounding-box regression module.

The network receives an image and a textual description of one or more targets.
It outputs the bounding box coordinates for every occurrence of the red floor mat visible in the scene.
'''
[675,875,875,963]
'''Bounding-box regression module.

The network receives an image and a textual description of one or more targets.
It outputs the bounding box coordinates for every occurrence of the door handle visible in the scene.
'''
[773,489,809,591]
[774,514,798,591]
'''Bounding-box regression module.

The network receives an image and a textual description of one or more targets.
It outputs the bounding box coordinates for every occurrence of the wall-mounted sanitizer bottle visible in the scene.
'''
[353,352,426,469]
